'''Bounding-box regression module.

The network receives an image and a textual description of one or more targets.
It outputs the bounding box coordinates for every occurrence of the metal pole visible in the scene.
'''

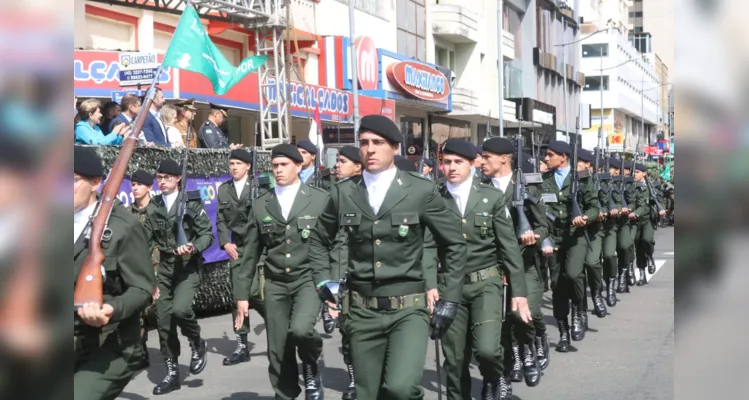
[349,0,360,146]
[497,0,504,137]
[562,19,568,140]
[599,47,604,151]
[640,74,644,155]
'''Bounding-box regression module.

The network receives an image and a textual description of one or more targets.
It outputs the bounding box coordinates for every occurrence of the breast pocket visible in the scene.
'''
[296,216,317,241]
[474,214,494,238]
[219,201,235,220]
[341,213,362,242]
[260,222,283,247]
[151,219,169,245]
[391,212,420,241]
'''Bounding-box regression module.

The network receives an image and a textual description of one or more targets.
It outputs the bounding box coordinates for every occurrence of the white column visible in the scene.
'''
[138,10,154,51]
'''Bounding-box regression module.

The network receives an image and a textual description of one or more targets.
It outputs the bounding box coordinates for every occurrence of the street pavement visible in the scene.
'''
[119,227,674,400]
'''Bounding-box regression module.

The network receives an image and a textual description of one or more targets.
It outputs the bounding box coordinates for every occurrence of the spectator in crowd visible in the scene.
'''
[160,104,184,148]
[174,99,200,148]
[99,101,121,135]
[75,98,125,145]
[140,87,170,147]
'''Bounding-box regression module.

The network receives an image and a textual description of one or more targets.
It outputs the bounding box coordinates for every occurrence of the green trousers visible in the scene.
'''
[635,219,655,269]
[616,218,635,273]
[346,297,430,400]
[584,228,604,298]
[156,258,201,359]
[229,248,266,335]
[509,246,546,345]
[264,276,323,400]
[550,232,588,319]
[439,276,504,400]
[74,338,139,400]
[339,314,351,364]
[602,219,619,280]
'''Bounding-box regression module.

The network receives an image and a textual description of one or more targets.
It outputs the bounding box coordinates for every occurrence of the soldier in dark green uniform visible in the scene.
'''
[541,141,599,352]
[144,159,213,395]
[235,144,329,400]
[426,139,531,400]
[126,169,160,370]
[297,139,332,190]
[74,147,155,400]
[480,137,550,390]
[216,149,268,366]
[631,163,666,285]
[309,115,467,400]
[616,161,637,293]
[577,149,607,320]
[601,159,622,306]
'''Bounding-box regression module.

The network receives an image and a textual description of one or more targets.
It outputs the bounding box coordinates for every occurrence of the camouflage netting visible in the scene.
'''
[88,145,273,317]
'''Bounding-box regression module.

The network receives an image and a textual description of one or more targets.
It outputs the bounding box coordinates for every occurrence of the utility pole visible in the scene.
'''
[599,46,604,151]
[349,0,360,146]
[497,0,504,137]
[562,18,569,140]
[640,74,645,156]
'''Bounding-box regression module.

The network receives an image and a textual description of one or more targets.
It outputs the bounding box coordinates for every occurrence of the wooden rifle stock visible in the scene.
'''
[73,95,155,309]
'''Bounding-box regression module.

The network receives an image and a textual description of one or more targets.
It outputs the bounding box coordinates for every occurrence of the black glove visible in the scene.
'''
[429,300,459,340]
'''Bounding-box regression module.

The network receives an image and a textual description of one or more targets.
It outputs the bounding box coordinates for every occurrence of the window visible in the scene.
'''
[397,0,426,60]
[435,46,455,71]
[584,75,609,91]
[628,11,643,18]
[582,43,608,57]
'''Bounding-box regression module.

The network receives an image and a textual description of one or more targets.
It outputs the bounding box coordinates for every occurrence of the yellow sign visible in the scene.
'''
[608,133,625,150]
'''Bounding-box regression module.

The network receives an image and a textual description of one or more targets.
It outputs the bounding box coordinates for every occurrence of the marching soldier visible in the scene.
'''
[427,138,531,400]
[541,141,599,352]
[601,159,622,307]
[577,149,607,320]
[216,149,268,366]
[234,144,329,400]
[632,163,666,285]
[480,137,549,389]
[198,103,242,149]
[296,139,332,190]
[74,147,155,400]
[616,161,637,293]
[421,158,434,178]
[145,159,213,395]
[308,115,467,400]
[126,169,160,370]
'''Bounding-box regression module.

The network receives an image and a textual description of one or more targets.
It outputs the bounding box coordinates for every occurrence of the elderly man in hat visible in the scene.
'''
[235,144,330,400]
[174,99,200,149]
[74,147,155,400]
[308,114,467,400]
[540,141,599,352]
[198,102,243,149]
[144,159,213,395]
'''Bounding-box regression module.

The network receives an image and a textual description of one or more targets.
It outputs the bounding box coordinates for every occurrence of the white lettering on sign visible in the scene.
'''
[532,109,554,125]
[404,65,445,95]
[357,37,378,90]
[118,52,158,70]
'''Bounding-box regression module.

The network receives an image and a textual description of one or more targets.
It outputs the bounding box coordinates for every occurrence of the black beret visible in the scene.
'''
[271,143,303,163]
[338,146,362,164]
[423,158,435,168]
[635,163,647,172]
[578,149,594,162]
[443,139,477,160]
[394,155,418,172]
[229,149,252,163]
[74,146,104,178]
[623,161,633,170]
[547,140,571,156]
[482,137,513,155]
[130,169,154,185]
[608,158,622,169]
[359,114,402,144]
[475,145,484,155]
[297,139,318,155]
[157,159,182,175]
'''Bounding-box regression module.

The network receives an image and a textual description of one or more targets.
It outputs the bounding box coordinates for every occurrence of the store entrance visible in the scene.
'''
[399,116,425,158]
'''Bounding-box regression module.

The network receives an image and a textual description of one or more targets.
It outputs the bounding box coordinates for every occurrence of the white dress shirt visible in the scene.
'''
[275,181,301,220]
[445,177,473,216]
[233,176,248,198]
[162,191,180,213]
[74,202,97,244]
[491,174,513,194]
[166,126,185,148]
[362,167,397,215]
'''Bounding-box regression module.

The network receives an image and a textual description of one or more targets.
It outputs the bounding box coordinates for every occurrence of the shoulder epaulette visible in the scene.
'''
[406,171,432,182]
[542,171,554,179]
[186,190,202,201]
[335,176,354,185]
[478,182,502,194]
[307,184,328,194]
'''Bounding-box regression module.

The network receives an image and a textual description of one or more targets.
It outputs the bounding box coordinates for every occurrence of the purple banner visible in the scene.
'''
[117,175,232,264]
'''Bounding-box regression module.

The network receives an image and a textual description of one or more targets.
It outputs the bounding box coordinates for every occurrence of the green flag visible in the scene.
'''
[162,7,266,95]
[660,162,671,181]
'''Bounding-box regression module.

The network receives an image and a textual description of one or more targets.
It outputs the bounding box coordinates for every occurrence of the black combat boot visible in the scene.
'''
[322,306,336,334]
[570,305,585,341]
[510,344,522,382]
[556,319,570,352]
[636,268,648,286]
[627,262,636,286]
[535,333,550,370]
[617,269,630,293]
[648,254,657,274]
[522,344,541,387]
[153,357,180,395]
[303,361,323,400]
[342,363,356,400]
[593,291,607,318]
[580,301,589,331]
[480,378,496,400]
[223,333,250,366]
[189,337,207,374]
[606,278,618,307]
[498,374,512,399]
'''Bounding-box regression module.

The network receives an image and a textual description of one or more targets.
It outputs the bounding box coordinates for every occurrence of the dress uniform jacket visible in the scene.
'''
[540,170,600,243]
[198,120,229,148]
[144,191,214,259]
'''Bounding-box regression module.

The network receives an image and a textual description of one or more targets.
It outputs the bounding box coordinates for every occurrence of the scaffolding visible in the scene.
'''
[90,0,291,147]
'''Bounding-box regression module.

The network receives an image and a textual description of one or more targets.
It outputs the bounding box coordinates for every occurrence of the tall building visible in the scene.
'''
[628,0,674,79]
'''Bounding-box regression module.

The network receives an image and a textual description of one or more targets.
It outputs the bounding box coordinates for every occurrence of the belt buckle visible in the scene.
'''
[478,270,485,281]
[376,297,392,311]
[397,296,405,309]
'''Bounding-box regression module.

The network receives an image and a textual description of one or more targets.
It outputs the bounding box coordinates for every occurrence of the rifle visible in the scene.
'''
[592,146,604,213]
[618,155,629,210]
[570,117,592,250]
[173,124,194,249]
[417,114,431,178]
[602,150,618,212]
[249,148,271,210]
[644,175,665,213]
[512,134,534,241]
[74,84,158,308]
[531,127,554,251]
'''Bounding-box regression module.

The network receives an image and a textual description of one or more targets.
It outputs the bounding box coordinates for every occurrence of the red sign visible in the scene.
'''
[386,61,450,101]
[356,36,378,90]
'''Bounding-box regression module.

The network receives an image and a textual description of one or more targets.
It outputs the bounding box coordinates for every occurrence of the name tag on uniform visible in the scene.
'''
[542,193,559,203]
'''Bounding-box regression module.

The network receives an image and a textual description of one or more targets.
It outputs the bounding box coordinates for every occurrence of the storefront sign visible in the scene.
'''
[512,98,556,127]
[322,126,356,144]
[118,51,160,86]
[74,50,173,95]
[608,132,624,151]
[532,109,554,125]
[357,36,379,90]
[386,61,450,101]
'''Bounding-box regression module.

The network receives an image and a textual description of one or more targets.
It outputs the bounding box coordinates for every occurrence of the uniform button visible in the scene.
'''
[463,233,467,239]
[462,219,467,224]
[375,239,381,245]
[285,268,291,273]
[286,225,290,230]
[286,239,291,244]
[286,253,291,258]
[374,221,379,225]
[375,261,381,268]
